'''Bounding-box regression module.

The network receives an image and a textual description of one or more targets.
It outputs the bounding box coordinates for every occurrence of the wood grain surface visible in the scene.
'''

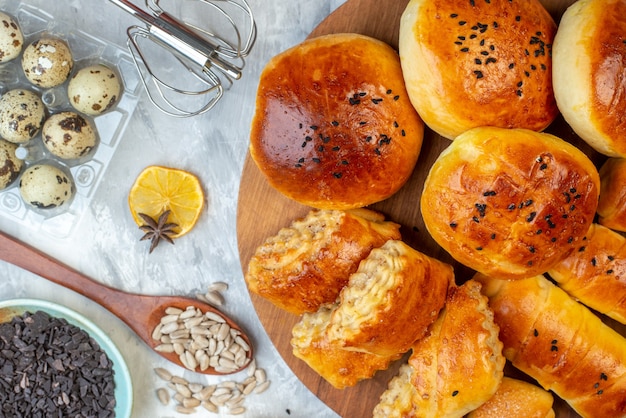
[236,0,621,416]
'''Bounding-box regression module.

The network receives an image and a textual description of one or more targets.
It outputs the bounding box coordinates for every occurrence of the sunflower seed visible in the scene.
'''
[205,311,226,323]
[154,367,173,381]
[254,368,266,383]
[175,406,196,414]
[229,406,246,415]
[170,376,188,386]
[201,400,218,412]
[204,290,224,306]
[183,397,201,408]
[207,282,229,293]
[154,343,174,353]
[160,314,180,324]
[165,307,184,315]
[159,321,180,335]
[156,388,170,405]
[254,380,271,394]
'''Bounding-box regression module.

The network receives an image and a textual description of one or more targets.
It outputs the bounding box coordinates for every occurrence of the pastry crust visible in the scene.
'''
[250,33,424,209]
[373,280,504,418]
[467,377,555,418]
[327,240,451,356]
[245,208,401,315]
[597,158,626,232]
[548,223,626,324]
[421,127,600,280]
[399,0,557,139]
[552,0,626,157]
[476,273,626,418]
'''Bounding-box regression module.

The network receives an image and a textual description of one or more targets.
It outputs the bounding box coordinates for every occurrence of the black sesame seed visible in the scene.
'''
[450,13,458,18]
[333,172,342,178]
[394,95,400,101]
[525,199,533,206]
[474,70,484,79]
[598,390,604,395]
[486,57,497,64]
[393,121,399,128]
[609,255,615,261]
[480,51,490,56]
[483,190,497,196]
[534,329,539,337]
[452,390,459,397]
[551,237,557,243]
[601,373,608,380]
[305,136,313,141]
[491,233,496,239]
[516,90,522,97]
[317,145,324,152]
[310,125,318,130]
[529,246,535,253]
[515,15,521,21]
[607,269,614,274]
[475,58,482,65]
[509,63,515,69]
[332,146,340,151]
[450,222,458,229]
[517,81,523,87]
[455,41,463,45]
[470,34,478,39]
[341,160,348,165]
[568,236,574,244]
[473,216,480,223]
[540,163,548,170]
[301,142,307,148]
[372,98,383,104]
[458,36,466,40]
[312,158,321,163]
[461,47,470,52]
[480,39,485,46]
[507,203,516,210]
[476,246,483,251]
[374,148,381,155]
[359,92,367,97]
[332,120,339,126]
[526,212,537,222]
[579,246,586,252]
[401,130,406,136]
[298,158,305,163]
[386,89,392,94]
[592,258,597,266]
[536,229,543,235]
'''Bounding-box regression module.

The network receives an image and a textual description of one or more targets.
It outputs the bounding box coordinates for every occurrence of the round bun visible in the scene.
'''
[399,0,558,139]
[552,0,626,157]
[249,33,424,210]
[597,158,626,232]
[421,127,600,280]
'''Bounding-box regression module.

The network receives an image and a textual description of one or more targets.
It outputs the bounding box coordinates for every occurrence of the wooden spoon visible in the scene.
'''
[0,230,253,375]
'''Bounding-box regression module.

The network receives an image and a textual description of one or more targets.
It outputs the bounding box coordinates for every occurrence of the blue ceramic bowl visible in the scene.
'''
[0,298,133,417]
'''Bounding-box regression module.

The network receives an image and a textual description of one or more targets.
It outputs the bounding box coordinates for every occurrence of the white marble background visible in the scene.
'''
[0,0,347,416]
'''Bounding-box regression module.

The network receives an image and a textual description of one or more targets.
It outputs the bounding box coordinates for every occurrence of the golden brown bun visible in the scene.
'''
[421,127,600,280]
[475,273,626,418]
[249,33,424,210]
[467,377,555,418]
[549,223,626,324]
[245,208,401,315]
[373,280,505,418]
[598,158,626,231]
[291,304,402,389]
[327,240,451,356]
[553,0,626,157]
[399,0,557,139]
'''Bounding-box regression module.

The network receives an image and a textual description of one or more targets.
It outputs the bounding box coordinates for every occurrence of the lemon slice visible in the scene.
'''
[128,166,205,238]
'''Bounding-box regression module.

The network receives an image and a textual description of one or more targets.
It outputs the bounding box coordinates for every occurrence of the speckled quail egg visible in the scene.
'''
[68,64,121,115]
[42,111,97,160]
[19,164,74,209]
[0,89,46,144]
[0,138,23,190]
[0,12,23,63]
[22,37,74,88]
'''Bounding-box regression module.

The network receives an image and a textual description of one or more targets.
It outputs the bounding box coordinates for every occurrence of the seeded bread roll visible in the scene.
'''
[291,304,402,389]
[476,273,626,418]
[249,33,424,210]
[467,377,555,418]
[373,280,505,418]
[245,208,401,315]
[421,127,600,280]
[399,0,558,139]
[552,0,626,157]
[597,158,626,232]
[327,240,452,357]
[548,223,626,325]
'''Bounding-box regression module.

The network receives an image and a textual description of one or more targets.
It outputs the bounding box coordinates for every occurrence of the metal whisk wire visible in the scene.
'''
[109,0,256,117]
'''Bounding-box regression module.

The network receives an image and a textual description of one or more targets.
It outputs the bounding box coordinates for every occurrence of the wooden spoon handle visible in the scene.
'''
[0,230,135,310]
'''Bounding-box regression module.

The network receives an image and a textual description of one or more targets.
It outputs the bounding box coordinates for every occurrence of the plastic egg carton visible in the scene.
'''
[0,1,141,238]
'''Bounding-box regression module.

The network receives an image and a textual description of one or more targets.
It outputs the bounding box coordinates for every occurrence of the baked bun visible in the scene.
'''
[548,223,626,324]
[327,240,451,356]
[245,208,401,315]
[373,280,505,418]
[399,0,558,139]
[467,377,555,418]
[291,304,402,389]
[597,158,626,232]
[249,33,424,210]
[552,0,626,157]
[421,127,600,280]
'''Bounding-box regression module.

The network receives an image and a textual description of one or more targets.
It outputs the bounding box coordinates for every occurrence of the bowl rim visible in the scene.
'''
[0,297,133,417]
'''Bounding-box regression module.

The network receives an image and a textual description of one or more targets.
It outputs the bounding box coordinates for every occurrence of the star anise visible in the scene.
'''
[138,210,178,253]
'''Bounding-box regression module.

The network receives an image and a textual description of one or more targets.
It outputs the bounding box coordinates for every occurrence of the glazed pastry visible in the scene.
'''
[421,127,600,280]
[291,304,401,389]
[373,280,504,417]
[548,223,626,324]
[597,158,626,232]
[245,208,401,315]
[552,0,626,157]
[399,0,557,139]
[327,240,451,356]
[250,33,424,210]
[467,377,555,418]
[476,273,626,418]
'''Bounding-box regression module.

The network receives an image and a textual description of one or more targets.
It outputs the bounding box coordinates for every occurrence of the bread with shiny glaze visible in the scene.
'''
[552,0,626,157]
[467,377,555,418]
[399,0,558,139]
[373,280,504,418]
[597,158,626,232]
[249,33,424,209]
[421,127,600,280]
[476,273,626,418]
[245,208,401,315]
[548,223,626,324]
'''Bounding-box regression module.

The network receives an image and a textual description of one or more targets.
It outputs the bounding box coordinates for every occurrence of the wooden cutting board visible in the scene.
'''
[236,0,619,416]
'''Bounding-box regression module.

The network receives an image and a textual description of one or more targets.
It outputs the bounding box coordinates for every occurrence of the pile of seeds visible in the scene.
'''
[154,359,270,415]
[0,310,116,417]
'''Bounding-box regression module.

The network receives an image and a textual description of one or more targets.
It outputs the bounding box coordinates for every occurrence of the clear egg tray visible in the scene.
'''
[0,1,141,238]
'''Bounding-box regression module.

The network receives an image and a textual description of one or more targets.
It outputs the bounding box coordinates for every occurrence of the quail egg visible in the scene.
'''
[0,89,46,144]
[0,12,23,63]
[22,37,74,88]
[0,138,23,190]
[19,164,74,209]
[42,111,97,160]
[68,64,121,115]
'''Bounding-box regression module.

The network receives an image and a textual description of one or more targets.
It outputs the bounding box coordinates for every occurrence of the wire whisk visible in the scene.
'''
[109,0,256,117]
